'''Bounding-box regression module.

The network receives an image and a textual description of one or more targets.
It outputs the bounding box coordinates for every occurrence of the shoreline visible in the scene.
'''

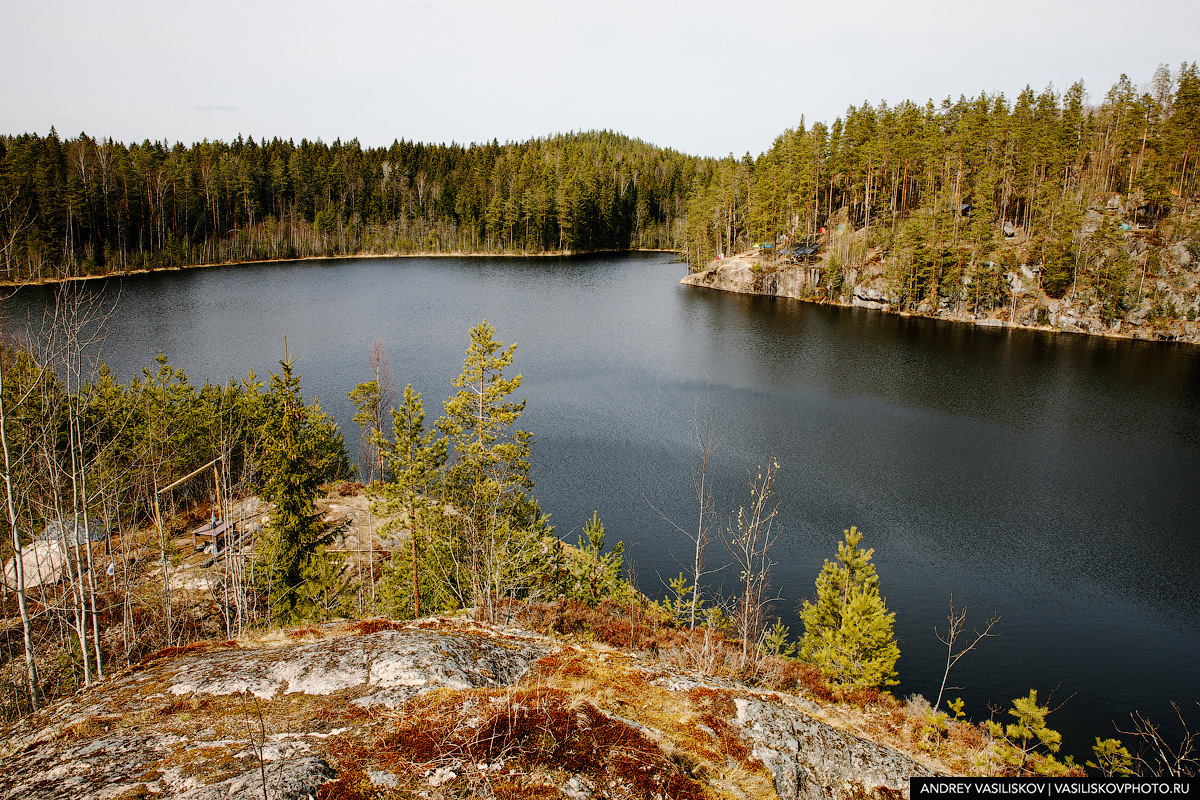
[11,248,1191,348]
[680,261,1200,348]
[0,247,680,289]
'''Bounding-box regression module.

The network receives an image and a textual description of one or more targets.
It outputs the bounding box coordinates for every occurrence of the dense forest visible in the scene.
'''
[2,64,1198,315]
[690,64,1200,261]
[0,131,703,281]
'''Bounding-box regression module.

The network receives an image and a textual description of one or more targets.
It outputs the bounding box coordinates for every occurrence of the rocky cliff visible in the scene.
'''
[0,617,943,800]
[682,199,1200,345]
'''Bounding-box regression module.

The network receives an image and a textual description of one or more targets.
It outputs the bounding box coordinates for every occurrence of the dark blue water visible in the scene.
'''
[5,252,1199,761]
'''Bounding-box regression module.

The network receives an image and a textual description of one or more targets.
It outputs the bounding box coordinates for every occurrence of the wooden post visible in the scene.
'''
[153,484,173,648]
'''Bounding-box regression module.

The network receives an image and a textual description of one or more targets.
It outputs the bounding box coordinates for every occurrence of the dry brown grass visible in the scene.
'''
[686,687,755,767]
[321,684,708,800]
[514,599,837,699]
[513,601,1004,777]
[137,638,237,665]
[285,626,325,640]
[526,645,775,798]
[347,618,406,636]
[313,633,786,799]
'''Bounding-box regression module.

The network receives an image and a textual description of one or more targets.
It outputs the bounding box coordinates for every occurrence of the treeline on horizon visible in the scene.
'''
[1,63,1197,285]
[0,130,702,280]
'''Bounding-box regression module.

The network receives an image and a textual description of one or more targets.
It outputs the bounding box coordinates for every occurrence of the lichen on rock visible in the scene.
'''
[1,617,949,800]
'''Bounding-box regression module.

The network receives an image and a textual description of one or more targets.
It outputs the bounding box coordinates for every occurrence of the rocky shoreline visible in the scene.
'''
[682,245,1200,347]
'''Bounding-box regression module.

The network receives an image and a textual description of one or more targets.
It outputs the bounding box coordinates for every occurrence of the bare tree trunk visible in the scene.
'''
[72,408,104,680]
[153,488,174,648]
[65,412,93,687]
[0,357,39,709]
[690,393,716,628]
[409,499,420,618]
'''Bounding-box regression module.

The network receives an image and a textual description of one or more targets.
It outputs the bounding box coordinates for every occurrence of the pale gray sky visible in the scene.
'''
[2,0,1196,158]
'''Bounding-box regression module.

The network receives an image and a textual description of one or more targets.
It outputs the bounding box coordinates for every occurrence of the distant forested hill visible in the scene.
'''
[0,130,707,282]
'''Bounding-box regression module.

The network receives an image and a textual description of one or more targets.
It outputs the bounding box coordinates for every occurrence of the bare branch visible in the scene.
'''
[1117,703,1200,777]
[934,597,1000,710]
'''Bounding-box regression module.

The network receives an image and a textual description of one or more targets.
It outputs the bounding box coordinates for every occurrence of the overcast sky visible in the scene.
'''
[2,0,1196,159]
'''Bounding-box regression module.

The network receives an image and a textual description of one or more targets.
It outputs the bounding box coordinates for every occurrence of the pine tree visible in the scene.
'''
[986,690,1069,776]
[799,526,900,690]
[438,321,542,621]
[569,511,627,607]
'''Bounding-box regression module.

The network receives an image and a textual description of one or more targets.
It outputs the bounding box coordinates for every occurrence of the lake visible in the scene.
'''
[4,251,1199,761]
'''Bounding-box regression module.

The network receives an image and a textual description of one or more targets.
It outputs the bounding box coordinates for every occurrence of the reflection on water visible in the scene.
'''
[4,252,1199,759]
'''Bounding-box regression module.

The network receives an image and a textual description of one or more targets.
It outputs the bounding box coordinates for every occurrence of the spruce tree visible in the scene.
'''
[256,350,339,625]
[799,526,900,690]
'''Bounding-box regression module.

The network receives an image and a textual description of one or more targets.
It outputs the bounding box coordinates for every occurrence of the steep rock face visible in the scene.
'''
[682,253,764,294]
[683,243,1200,345]
[850,282,897,310]
[681,253,825,301]
[1,619,943,800]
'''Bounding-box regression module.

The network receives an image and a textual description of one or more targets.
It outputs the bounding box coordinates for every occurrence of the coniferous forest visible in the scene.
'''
[686,65,1200,268]
[0,130,701,281]
[683,64,1200,330]
[2,65,1199,326]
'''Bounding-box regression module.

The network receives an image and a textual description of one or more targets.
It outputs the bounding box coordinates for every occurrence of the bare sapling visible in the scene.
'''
[648,386,722,628]
[689,389,718,628]
[724,457,781,668]
[934,597,999,711]
[241,690,272,800]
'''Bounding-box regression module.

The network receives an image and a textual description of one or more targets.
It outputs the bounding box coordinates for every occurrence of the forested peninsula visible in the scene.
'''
[684,65,1200,343]
[2,63,1200,343]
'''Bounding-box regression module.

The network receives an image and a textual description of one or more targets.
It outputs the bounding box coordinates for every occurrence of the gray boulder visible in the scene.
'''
[176,757,336,800]
[852,284,895,309]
